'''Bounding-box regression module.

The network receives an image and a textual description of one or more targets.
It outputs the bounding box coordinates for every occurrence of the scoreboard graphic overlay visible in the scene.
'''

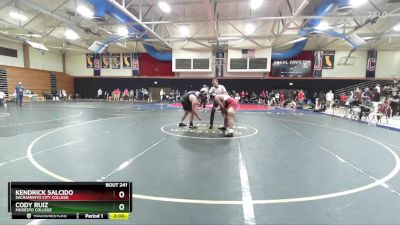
[8,182,132,220]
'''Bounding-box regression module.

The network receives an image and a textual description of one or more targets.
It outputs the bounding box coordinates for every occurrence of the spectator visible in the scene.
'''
[375,84,381,93]
[129,89,134,101]
[62,89,67,100]
[0,90,6,108]
[390,91,399,117]
[169,89,175,103]
[143,88,149,101]
[297,89,305,107]
[160,89,164,102]
[123,88,129,101]
[115,88,121,101]
[359,97,373,120]
[339,92,347,106]
[97,88,103,99]
[378,99,391,119]
[274,92,280,106]
[175,89,181,102]
[138,88,143,100]
[326,90,334,111]
[15,82,24,106]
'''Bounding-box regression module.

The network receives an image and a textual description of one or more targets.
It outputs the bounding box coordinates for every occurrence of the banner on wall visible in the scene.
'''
[101,53,110,69]
[93,54,101,76]
[271,60,312,77]
[313,51,323,77]
[366,50,377,78]
[86,54,94,68]
[322,51,335,69]
[132,53,140,76]
[111,53,121,69]
[122,53,131,69]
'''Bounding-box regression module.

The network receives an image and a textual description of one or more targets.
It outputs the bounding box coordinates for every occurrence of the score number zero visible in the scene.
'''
[105,183,129,211]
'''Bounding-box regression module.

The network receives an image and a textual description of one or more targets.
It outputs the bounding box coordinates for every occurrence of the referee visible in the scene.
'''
[208,79,227,129]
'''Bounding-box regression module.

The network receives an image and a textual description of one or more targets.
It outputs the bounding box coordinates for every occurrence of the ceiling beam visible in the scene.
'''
[107,0,172,49]
[21,13,42,28]
[170,23,211,48]
[22,0,90,41]
[0,0,12,10]
[51,0,70,14]
[319,5,400,50]
[203,0,219,39]
[227,21,267,47]
[141,13,400,24]
[44,21,63,37]
[286,0,293,16]
[278,0,308,36]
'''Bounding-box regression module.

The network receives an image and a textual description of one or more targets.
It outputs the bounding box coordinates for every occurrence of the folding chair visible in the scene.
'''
[369,102,389,124]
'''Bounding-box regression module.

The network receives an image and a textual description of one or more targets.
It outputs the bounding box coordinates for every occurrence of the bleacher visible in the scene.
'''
[334,75,399,96]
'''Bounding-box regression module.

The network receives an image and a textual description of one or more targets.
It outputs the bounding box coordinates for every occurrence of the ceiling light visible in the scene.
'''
[179,25,190,37]
[64,29,80,40]
[117,27,129,37]
[315,21,330,30]
[77,5,94,18]
[158,1,171,13]
[9,11,27,21]
[350,0,367,7]
[393,23,400,32]
[29,34,42,38]
[250,0,263,9]
[25,40,49,51]
[362,36,373,40]
[244,23,255,35]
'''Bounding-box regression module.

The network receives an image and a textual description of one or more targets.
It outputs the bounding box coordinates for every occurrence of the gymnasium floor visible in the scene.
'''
[1,101,400,225]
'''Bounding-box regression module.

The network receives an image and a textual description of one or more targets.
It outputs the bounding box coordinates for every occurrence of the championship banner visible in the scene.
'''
[101,53,110,69]
[313,51,323,77]
[93,54,101,76]
[215,51,224,77]
[322,51,335,69]
[111,53,121,69]
[86,54,94,68]
[132,53,140,76]
[366,50,377,78]
[122,53,131,69]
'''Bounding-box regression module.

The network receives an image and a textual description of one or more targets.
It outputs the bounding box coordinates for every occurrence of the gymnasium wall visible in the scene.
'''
[65,49,400,79]
[2,65,74,97]
[65,53,93,76]
[376,51,400,78]
[65,53,174,77]
[321,51,368,78]
[29,47,63,72]
[0,38,64,72]
[0,38,24,67]
[55,72,74,96]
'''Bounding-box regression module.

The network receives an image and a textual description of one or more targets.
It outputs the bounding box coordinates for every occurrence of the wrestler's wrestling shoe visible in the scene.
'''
[178,122,187,127]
